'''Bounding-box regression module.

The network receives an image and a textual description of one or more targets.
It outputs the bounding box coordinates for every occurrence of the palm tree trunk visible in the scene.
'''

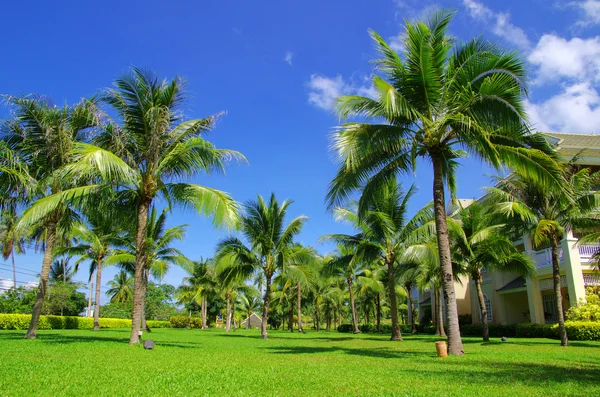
[141,269,150,332]
[130,200,150,345]
[11,249,17,289]
[93,258,103,331]
[431,154,463,355]
[315,306,320,332]
[201,295,208,329]
[348,278,360,334]
[552,243,568,346]
[376,293,382,333]
[338,303,342,330]
[87,280,93,317]
[25,221,57,339]
[474,271,489,342]
[333,305,338,331]
[261,272,271,339]
[225,291,232,332]
[406,282,416,334]
[326,307,331,332]
[288,304,293,332]
[387,261,402,340]
[297,284,303,333]
[247,310,251,330]
[436,287,447,337]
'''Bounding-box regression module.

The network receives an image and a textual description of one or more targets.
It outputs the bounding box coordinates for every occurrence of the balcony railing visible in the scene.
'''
[532,248,562,269]
[578,244,600,260]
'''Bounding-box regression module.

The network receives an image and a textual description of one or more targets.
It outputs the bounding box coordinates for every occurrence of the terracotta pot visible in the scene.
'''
[435,341,448,358]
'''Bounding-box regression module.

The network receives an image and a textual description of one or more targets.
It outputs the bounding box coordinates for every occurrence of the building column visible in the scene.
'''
[524,234,544,323]
[561,230,587,307]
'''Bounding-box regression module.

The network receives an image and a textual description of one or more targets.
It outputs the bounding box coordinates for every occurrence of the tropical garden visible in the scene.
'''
[1,10,600,396]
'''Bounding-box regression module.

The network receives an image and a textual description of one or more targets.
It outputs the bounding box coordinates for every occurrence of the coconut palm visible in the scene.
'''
[326,11,562,355]
[0,95,100,339]
[356,266,385,328]
[49,258,76,283]
[487,165,600,346]
[55,218,124,330]
[239,290,261,329]
[0,208,27,288]
[215,194,307,339]
[177,258,217,329]
[321,245,365,333]
[325,180,433,340]
[106,270,134,303]
[110,206,192,331]
[451,201,535,341]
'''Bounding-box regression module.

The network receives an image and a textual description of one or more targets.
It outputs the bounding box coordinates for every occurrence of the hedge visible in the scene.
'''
[339,321,600,341]
[0,314,169,330]
[169,315,203,328]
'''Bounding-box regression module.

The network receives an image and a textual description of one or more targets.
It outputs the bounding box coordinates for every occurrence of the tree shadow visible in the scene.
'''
[264,345,434,359]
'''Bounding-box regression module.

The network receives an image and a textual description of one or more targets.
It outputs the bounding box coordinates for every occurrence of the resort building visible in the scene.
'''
[418,133,600,326]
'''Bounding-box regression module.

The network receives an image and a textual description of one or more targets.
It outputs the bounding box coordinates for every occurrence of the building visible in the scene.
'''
[241,312,262,329]
[419,132,600,326]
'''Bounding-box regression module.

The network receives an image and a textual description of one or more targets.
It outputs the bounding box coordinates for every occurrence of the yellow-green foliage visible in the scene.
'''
[566,287,600,322]
[0,314,169,330]
[169,315,203,328]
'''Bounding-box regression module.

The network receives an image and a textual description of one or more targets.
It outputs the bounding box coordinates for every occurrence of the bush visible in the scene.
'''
[337,324,353,333]
[169,315,202,329]
[515,323,558,339]
[564,321,600,341]
[0,314,169,330]
[566,287,600,322]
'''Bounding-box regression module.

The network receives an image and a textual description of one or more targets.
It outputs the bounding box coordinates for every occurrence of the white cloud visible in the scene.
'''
[572,0,600,26]
[307,75,377,112]
[527,83,600,133]
[284,51,293,66]
[462,0,531,50]
[528,34,600,83]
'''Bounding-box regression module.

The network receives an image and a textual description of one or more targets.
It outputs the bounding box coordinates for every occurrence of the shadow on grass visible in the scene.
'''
[264,345,434,359]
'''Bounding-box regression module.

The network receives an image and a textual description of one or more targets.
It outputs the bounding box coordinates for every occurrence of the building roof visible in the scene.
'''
[496,276,526,293]
[546,132,600,158]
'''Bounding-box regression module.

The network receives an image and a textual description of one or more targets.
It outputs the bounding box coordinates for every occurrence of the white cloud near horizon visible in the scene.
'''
[284,51,293,66]
[307,75,377,112]
[462,0,531,50]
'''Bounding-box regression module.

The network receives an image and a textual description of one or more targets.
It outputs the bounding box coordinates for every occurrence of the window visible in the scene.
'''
[542,293,558,323]
[480,294,492,322]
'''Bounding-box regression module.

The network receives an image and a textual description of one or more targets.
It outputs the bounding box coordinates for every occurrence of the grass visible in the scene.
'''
[1,328,599,396]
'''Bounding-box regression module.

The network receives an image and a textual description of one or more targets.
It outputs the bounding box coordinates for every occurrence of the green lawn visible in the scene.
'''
[1,328,599,396]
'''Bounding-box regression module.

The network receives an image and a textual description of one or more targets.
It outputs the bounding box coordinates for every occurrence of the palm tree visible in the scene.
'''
[487,165,600,346]
[0,95,99,339]
[110,206,192,331]
[55,218,124,330]
[239,290,261,329]
[452,201,535,341]
[325,11,562,355]
[106,270,134,303]
[322,245,365,334]
[177,258,217,329]
[49,258,76,283]
[0,208,27,288]
[29,68,246,344]
[215,194,307,339]
[326,180,433,340]
[356,266,385,329]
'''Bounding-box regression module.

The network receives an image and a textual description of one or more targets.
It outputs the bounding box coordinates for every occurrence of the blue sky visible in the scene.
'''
[1,0,599,298]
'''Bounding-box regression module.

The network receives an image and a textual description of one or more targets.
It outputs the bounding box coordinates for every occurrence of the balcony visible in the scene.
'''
[578,244,600,261]
[532,248,562,269]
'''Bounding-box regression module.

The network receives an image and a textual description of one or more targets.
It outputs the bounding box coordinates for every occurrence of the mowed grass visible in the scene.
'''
[1,328,599,396]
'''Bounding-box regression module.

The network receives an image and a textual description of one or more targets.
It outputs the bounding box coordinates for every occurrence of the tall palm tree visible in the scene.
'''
[326,180,433,340]
[110,206,192,331]
[0,208,27,288]
[177,258,217,329]
[216,194,307,339]
[49,257,76,283]
[0,95,99,339]
[239,290,261,329]
[322,245,365,334]
[325,11,561,355]
[487,165,600,346]
[356,266,385,329]
[106,270,134,303]
[55,217,124,330]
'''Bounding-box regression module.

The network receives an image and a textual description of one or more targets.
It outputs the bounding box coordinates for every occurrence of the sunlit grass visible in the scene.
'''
[1,328,598,396]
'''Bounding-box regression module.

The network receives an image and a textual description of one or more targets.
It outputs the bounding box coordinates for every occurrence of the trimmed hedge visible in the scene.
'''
[169,315,203,329]
[0,314,169,330]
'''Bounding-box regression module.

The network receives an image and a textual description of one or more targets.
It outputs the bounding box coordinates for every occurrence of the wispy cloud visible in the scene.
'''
[284,51,294,66]
[571,0,600,26]
[462,0,531,50]
[307,75,376,112]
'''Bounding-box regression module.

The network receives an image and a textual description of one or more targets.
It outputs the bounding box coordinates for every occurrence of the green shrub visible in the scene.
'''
[337,324,353,333]
[564,321,600,341]
[515,323,558,338]
[169,315,203,329]
[566,287,600,322]
[0,314,169,330]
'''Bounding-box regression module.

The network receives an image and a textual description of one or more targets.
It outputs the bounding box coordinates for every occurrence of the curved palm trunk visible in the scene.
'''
[225,291,232,332]
[474,271,489,342]
[11,250,17,289]
[376,293,382,333]
[347,277,360,334]
[93,257,103,331]
[387,261,402,340]
[406,282,416,334]
[130,200,150,345]
[296,284,303,333]
[261,273,271,339]
[551,243,568,346]
[431,155,463,355]
[25,221,57,339]
[201,295,208,329]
